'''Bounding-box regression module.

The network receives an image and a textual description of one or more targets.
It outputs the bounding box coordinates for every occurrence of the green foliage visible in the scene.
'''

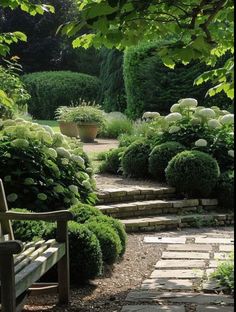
[98,147,126,175]
[0,61,30,118]
[211,252,234,293]
[0,119,96,211]
[121,141,151,178]
[70,203,102,224]
[149,142,186,181]
[100,113,133,139]
[63,0,234,99]
[166,150,220,198]
[124,42,232,119]
[215,171,234,211]
[45,221,103,283]
[86,221,122,265]
[22,71,101,120]
[87,215,127,256]
[11,208,46,242]
[99,48,126,112]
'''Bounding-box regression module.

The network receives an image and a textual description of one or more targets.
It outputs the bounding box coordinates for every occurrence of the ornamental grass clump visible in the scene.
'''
[165,150,220,198]
[0,119,96,211]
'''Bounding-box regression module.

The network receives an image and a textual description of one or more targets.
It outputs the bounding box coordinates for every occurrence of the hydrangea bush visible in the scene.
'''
[0,119,96,211]
[148,98,234,171]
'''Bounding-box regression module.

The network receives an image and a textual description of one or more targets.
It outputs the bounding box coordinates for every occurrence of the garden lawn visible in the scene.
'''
[34,120,60,133]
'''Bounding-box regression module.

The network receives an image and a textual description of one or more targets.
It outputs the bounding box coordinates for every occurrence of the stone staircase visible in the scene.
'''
[95,186,234,232]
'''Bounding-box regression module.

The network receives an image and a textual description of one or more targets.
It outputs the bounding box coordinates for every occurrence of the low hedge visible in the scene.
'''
[99,147,126,174]
[22,71,101,119]
[215,171,234,211]
[70,203,102,224]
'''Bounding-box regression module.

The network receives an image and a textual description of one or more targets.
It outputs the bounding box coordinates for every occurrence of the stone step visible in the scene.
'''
[96,186,176,204]
[96,198,219,219]
[121,305,185,312]
[121,213,234,233]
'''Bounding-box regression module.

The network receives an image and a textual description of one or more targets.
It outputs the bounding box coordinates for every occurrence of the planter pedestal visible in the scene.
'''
[77,123,99,143]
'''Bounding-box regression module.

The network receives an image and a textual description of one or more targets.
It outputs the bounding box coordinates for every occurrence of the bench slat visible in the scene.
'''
[15,243,65,298]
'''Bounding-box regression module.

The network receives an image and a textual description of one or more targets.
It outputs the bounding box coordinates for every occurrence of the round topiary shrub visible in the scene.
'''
[44,221,103,283]
[215,171,234,210]
[87,215,127,256]
[165,150,220,197]
[70,203,102,224]
[121,141,151,178]
[86,221,122,265]
[149,142,186,181]
[11,208,47,242]
[99,147,126,174]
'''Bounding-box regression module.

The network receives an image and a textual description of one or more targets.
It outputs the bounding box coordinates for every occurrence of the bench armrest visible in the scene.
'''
[0,210,73,222]
[0,241,23,255]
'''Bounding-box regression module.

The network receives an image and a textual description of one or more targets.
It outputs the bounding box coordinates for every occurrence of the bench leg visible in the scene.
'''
[57,221,70,304]
[0,255,16,312]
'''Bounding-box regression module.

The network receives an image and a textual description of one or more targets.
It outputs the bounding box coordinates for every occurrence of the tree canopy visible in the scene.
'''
[63,0,234,99]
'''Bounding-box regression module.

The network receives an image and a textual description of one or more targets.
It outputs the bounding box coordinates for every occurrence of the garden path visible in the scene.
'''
[122,232,234,312]
[82,138,119,154]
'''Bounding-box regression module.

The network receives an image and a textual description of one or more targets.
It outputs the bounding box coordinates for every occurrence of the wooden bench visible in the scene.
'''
[0,179,73,312]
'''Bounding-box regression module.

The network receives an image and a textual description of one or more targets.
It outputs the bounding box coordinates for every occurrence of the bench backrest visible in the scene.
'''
[0,179,14,241]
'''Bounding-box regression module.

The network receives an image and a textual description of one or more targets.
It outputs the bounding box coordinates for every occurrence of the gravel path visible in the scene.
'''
[24,227,233,312]
[83,139,119,154]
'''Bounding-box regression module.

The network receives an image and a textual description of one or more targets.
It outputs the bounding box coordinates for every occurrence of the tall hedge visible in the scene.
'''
[124,42,232,119]
[22,71,101,119]
[99,48,126,112]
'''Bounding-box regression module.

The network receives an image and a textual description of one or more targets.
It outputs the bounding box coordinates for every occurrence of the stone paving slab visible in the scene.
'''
[150,269,204,279]
[196,306,234,312]
[144,237,186,244]
[208,260,233,268]
[155,260,206,269]
[125,291,234,305]
[121,305,185,312]
[166,244,212,251]
[162,251,210,259]
[195,237,234,245]
[219,245,234,252]
[141,279,193,290]
[202,280,225,292]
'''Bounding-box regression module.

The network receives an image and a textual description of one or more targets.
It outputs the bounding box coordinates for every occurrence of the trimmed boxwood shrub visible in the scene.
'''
[121,141,151,178]
[86,221,122,265]
[70,203,102,224]
[87,215,127,256]
[124,42,232,119]
[165,150,220,197]
[11,208,46,242]
[44,221,103,283]
[215,171,234,210]
[22,71,101,119]
[99,147,126,174]
[149,142,186,181]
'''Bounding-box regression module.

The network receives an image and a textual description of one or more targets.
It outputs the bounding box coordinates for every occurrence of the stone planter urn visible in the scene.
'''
[59,121,79,138]
[77,122,99,143]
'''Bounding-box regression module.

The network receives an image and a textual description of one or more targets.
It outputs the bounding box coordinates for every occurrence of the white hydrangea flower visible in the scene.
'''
[69,185,79,194]
[7,193,18,202]
[208,119,222,129]
[178,98,198,108]
[170,104,181,113]
[56,147,71,159]
[190,117,201,125]
[24,178,35,185]
[37,193,47,201]
[11,139,29,149]
[165,113,182,123]
[228,150,234,158]
[142,112,160,119]
[195,139,208,147]
[169,126,181,134]
[86,167,93,174]
[61,158,69,165]
[53,185,64,193]
[220,114,234,125]
[71,154,85,166]
[82,180,91,189]
[42,125,55,136]
[48,148,57,158]
[71,197,80,205]
[198,108,216,119]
